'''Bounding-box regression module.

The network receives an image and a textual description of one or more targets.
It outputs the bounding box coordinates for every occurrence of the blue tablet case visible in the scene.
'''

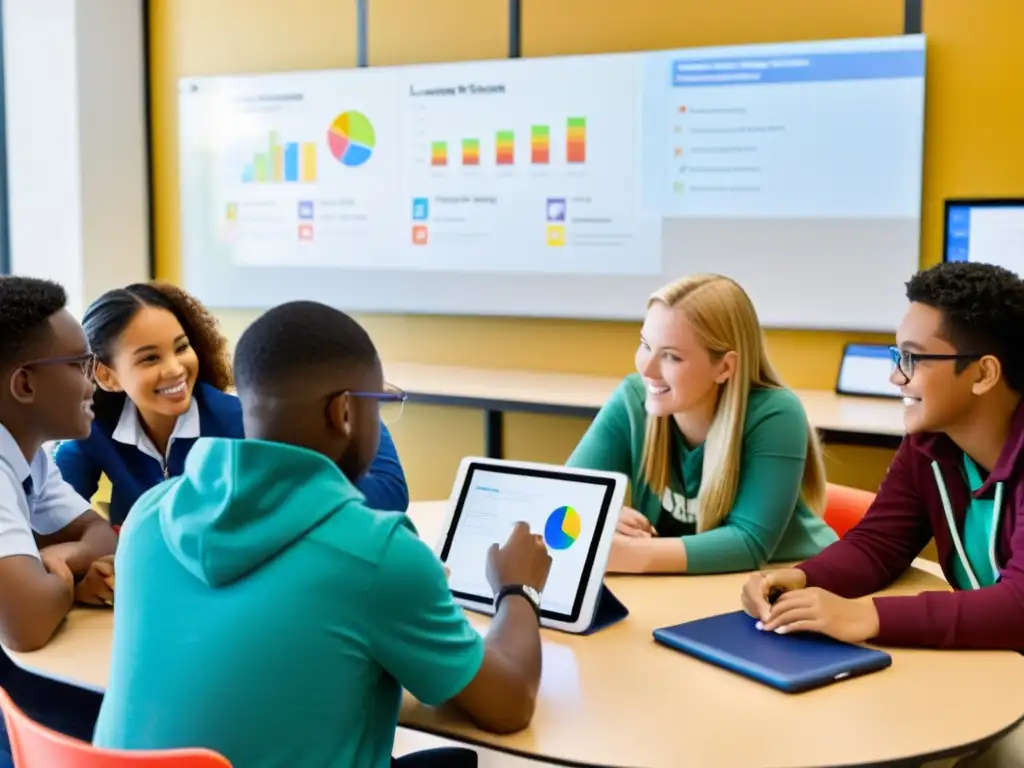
[652,610,892,693]
[581,584,628,635]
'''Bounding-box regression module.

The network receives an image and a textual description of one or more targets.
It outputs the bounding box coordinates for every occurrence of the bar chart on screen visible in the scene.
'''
[395,55,659,277]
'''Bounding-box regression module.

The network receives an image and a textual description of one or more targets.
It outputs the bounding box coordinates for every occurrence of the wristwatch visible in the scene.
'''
[494,584,542,622]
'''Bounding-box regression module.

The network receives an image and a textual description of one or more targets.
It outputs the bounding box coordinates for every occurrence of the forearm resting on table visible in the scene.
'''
[613,536,688,573]
[452,596,541,734]
[36,511,117,577]
[0,557,74,652]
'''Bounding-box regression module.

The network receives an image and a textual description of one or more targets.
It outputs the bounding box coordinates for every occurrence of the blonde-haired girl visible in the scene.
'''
[567,274,836,574]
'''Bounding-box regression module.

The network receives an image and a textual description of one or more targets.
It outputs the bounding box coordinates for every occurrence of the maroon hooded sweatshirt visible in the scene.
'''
[797,402,1024,650]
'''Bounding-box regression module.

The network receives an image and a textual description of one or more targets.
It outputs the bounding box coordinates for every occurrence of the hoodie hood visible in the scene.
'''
[153,438,365,587]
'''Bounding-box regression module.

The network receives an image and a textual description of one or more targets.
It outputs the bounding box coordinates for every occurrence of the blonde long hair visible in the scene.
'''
[640,274,827,532]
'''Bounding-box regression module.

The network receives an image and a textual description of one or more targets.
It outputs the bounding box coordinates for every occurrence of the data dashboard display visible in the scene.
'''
[179,34,925,330]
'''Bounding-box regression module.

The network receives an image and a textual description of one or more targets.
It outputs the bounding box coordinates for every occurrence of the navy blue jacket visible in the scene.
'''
[54,383,410,526]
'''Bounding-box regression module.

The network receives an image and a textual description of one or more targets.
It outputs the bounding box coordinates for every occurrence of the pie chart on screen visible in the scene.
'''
[327,110,375,167]
[544,506,581,550]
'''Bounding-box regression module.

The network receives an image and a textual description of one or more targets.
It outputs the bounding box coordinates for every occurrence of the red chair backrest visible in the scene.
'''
[824,482,876,539]
[0,687,231,767]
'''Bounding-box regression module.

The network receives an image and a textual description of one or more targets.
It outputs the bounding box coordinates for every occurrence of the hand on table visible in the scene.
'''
[759,587,880,644]
[39,548,75,601]
[74,555,115,607]
[741,568,807,622]
[616,507,656,538]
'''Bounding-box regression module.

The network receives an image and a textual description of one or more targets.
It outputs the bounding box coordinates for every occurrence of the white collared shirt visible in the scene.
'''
[111,397,201,470]
[0,424,90,560]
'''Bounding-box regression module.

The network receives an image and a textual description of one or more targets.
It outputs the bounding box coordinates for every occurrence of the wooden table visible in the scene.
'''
[384,362,906,458]
[7,502,1023,768]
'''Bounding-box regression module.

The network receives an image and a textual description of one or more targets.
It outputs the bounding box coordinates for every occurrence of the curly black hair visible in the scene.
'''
[906,261,1024,393]
[234,300,377,394]
[0,276,68,371]
[82,282,233,424]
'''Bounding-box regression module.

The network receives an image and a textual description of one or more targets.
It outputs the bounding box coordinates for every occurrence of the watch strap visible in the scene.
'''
[494,584,541,623]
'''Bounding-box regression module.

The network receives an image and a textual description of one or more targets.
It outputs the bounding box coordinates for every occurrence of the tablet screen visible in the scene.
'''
[439,462,616,623]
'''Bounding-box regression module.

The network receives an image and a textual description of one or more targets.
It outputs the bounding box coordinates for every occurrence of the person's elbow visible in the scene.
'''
[451,652,539,734]
[0,615,61,653]
[462,673,537,734]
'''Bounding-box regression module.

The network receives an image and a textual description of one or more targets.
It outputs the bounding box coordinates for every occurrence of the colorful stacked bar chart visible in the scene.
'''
[496,130,514,165]
[567,117,586,164]
[431,141,448,167]
[462,138,480,166]
[242,131,317,183]
[531,125,549,164]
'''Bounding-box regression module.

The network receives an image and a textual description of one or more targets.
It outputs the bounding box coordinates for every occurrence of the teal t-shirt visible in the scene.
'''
[951,454,1001,590]
[93,438,484,768]
[566,374,836,573]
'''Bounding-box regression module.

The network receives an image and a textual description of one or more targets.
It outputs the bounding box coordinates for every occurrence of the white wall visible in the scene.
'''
[2,0,149,318]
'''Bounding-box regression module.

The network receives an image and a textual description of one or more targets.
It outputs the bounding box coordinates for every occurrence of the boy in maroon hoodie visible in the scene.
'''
[742,261,1024,764]
[743,260,1024,649]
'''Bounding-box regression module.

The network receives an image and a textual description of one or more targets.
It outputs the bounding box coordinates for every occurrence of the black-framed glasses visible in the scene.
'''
[18,353,97,379]
[888,345,982,381]
[332,383,407,425]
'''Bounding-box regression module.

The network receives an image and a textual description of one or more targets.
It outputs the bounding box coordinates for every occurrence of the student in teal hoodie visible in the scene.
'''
[93,300,553,768]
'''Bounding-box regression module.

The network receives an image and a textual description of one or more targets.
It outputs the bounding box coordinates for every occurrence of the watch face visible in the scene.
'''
[522,585,541,605]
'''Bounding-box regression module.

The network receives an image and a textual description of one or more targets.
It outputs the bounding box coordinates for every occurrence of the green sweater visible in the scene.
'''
[566,374,837,573]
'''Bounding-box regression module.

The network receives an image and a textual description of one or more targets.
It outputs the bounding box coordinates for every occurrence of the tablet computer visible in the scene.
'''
[653,610,892,693]
[835,343,902,399]
[435,457,627,634]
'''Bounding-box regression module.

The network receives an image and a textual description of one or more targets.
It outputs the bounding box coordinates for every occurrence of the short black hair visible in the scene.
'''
[906,261,1024,392]
[0,276,68,369]
[234,300,379,393]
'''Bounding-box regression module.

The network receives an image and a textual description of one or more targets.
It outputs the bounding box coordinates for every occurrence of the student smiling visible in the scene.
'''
[567,274,836,574]
[55,283,409,526]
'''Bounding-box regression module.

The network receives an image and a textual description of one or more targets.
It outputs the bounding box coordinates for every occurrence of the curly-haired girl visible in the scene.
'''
[55,282,409,526]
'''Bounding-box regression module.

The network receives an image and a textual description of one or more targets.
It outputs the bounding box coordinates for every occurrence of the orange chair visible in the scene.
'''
[0,688,231,767]
[824,482,876,539]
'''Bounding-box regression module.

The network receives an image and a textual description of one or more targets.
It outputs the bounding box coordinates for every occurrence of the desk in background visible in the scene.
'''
[7,501,1023,768]
[385,363,906,459]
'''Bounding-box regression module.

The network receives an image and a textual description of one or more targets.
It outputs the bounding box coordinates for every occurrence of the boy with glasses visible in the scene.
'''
[742,261,1024,765]
[96,301,552,768]
[0,276,118,758]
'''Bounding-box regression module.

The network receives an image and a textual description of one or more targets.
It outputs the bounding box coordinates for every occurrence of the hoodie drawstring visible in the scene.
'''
[930,460,1002,591]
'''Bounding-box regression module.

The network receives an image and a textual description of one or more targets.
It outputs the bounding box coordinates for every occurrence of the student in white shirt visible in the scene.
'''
[0,276,118,754]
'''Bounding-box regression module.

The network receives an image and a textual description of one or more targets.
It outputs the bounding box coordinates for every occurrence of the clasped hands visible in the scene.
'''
[40,544,115,607]
[740,568,880,644]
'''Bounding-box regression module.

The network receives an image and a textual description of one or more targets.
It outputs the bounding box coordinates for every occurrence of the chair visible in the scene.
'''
[824,482,876,539]
[0,688,231,767]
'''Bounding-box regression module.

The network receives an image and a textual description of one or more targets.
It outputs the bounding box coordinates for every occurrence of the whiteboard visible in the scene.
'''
[178,34,926,331]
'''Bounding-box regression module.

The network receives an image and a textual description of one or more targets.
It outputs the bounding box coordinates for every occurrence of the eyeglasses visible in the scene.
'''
[331,383,407,425]
[888,345,982,382]
[19,353,97,379]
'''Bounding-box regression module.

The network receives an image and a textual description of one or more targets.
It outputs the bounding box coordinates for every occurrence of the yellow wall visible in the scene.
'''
[149,0,1024,501]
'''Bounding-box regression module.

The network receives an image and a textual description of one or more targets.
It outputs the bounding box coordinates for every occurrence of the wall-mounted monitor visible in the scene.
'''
[944,199,1024,276]
[179,34,926,331]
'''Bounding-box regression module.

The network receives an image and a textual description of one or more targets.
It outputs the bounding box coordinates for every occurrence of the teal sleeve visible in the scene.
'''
[368,525,485,706]
[565,379,635,475]
[683,400,809,574]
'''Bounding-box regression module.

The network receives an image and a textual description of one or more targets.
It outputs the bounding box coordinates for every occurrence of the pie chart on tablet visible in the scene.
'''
[544,506,581,550]
[327,111,375,167]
